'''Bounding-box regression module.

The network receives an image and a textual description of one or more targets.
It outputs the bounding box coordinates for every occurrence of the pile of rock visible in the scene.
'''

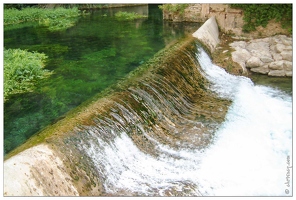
[230,35,292,76]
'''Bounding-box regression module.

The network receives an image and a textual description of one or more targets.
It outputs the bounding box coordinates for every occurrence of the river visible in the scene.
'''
[57,40,292,196]
[3,5,292,196]
[3,5,201,154]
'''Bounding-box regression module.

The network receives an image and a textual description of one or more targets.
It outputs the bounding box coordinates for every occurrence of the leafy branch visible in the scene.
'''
[4,49,52,101]
[159,4,189,16]
[231,4,292,33]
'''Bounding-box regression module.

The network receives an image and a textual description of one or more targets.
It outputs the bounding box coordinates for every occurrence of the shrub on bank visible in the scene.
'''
[158,4,189,15]
[230,4,292,33]
[4,49,52,101]
[114,11,147,21]
[4,7,83,31]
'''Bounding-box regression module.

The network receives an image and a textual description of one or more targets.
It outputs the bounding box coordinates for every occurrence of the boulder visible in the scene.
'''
[281,51,292,62]
[246,56,263,68]
[260,56,274,63]
[285,71,293,77]
[246,41,270,57]
[229,41,247,49]
[250,65,270,74]
[269,61,284,70]
[231,49,251,72]
[268,70,286,77]
[274,43,286,53]
[270,50,283,61]
[283,61,292,71]
[229,35,292,77]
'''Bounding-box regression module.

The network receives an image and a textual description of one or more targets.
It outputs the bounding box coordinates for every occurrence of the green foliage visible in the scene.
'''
[4,4,38,10]
[231,4,292,33]
[39,17,78,32]
[4,49,52,100]
[158,4,189,15]
[114,11,147,21]
[4,7,83,31]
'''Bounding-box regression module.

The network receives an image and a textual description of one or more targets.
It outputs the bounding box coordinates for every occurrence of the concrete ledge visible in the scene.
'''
[192,16,220,53]
[4,144,79,196]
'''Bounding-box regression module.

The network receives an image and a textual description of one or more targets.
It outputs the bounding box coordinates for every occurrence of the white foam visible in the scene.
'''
[83,132,203,195]
[195,47,292,196]
[80,46,292,196]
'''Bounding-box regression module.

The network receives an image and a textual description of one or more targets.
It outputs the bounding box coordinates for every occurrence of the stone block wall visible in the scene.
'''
[165,3,292,77]
[230,35,292,77]
[163,4,244,35]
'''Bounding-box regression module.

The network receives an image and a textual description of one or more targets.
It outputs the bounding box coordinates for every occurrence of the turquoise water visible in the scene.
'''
[3,5,201,154]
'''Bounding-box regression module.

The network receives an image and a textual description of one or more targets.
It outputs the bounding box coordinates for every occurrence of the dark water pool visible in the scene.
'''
[3,5,201,154]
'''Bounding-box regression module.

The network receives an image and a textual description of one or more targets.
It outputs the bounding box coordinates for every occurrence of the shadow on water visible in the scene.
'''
[3,5,202,154]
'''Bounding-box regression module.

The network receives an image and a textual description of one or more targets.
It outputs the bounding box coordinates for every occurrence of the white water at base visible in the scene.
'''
[195,47,292,196]
[81,45,292,196]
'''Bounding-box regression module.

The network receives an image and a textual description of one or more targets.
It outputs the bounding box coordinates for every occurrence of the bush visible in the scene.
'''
[158,4,189,15]
[231,4,292,33]
[4,49,52,100]
[114,11,147,21]
[4,7,83,31]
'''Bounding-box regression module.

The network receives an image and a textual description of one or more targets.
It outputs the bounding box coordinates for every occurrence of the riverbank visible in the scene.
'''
[193,16,292,94]
[211,33,292,93]
[162,3,292,78]
[210,24,292,94]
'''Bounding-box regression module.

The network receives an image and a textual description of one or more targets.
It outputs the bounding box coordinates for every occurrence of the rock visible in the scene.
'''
[246,41,270,57]
[250,64,270,74]
[274,44,286,53]
[231,48,251,63]
[283,61,292,71]
[282,39,292,46]
[285,71,293,77]
[284,46,292,51]
[231,49,251,72]
[229,35,292,77]
[246,56,263,68]
[269,61,284,70]
[270,50,283,61]
[268,70,286,76]
[279,35,292,45]
[260,56,274,63]
[229,41,247,49]
[281,51,292,62]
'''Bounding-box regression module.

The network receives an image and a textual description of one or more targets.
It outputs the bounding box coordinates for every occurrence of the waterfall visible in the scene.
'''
[4,39,292,196]
[59,40,292,196]
[195,47,292,196]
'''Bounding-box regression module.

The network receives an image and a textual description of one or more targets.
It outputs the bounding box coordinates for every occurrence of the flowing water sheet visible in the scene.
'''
[195,46,292,196]
[63,41,292,196]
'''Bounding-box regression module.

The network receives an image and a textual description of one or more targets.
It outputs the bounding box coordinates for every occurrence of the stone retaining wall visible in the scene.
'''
[163,4,244,35]
[230,35,292,77]
[171,4,293,77]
